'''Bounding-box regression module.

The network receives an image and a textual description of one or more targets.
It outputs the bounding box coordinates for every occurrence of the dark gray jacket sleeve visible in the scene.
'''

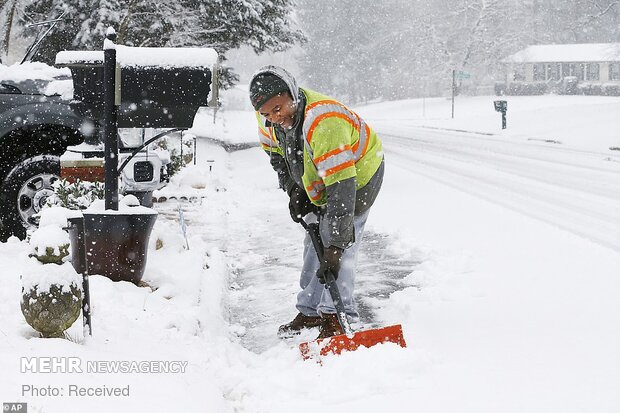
[267,152,296,194]
[321,177,357,249]
[320,160,384,249]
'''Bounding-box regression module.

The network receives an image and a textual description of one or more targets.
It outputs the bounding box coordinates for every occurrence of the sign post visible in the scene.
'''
[451,69,456,119]
[452,70,471,119]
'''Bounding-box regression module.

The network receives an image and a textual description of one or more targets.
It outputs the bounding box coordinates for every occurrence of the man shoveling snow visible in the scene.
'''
[249,65,385,340]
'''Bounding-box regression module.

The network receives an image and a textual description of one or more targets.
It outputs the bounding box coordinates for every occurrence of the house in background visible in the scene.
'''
[496,43,620,96]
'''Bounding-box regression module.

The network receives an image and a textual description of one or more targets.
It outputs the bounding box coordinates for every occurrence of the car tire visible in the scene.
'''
[0,155,60,241]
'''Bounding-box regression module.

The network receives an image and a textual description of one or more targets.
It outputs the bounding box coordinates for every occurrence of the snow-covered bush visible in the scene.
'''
[576,82,620,96]
[47,178,104,210]
[577,82,603,95]
[602,83,620,96]
[504,81,549,96]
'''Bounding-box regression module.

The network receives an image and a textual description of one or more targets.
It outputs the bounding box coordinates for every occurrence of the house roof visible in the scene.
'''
[503,43,620,63]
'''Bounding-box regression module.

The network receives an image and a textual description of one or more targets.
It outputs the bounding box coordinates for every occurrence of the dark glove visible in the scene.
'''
[288,185,316,223]
[316,246,344,284]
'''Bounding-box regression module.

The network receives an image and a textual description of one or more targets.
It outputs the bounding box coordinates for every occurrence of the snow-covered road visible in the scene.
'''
[378,126,620,251]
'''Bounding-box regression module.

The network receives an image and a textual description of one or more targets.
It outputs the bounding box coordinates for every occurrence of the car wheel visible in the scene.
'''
[0,155,60,241]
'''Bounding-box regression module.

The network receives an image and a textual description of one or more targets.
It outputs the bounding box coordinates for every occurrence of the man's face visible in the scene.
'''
[258,93,297,130]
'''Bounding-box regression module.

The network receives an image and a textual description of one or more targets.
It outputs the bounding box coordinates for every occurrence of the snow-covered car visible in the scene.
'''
[0,62,88,240]
[0,63,171,240]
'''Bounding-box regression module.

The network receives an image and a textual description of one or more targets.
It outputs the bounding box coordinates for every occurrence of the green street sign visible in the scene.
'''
[457,71,471,80]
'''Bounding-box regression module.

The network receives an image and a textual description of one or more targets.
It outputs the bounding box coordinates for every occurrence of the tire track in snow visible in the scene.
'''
[380,128,620,251]
[381,128,620,199]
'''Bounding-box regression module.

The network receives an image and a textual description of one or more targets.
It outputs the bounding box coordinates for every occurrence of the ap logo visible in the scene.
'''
[3,403,27,412]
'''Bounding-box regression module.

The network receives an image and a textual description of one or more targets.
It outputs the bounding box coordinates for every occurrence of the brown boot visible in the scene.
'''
[317,313,345,340]
[278,312,322,337]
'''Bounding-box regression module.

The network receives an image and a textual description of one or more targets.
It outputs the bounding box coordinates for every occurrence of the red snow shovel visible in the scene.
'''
[298,220,407,360]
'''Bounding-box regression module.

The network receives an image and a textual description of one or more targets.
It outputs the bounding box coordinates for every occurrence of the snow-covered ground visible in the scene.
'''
[1,95,619,412]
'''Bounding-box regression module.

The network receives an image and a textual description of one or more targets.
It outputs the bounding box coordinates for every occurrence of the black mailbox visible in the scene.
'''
[493,100,508,129]
[494,100,507,112]
[56,47,217,128]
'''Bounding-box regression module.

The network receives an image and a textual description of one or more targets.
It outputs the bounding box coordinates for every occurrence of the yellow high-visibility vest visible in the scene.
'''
[256,88,383,206]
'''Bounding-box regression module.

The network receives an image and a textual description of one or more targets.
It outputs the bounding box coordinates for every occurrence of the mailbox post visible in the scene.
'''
[103,28,119,210]
[57,31,217,288]
[494,100,507,129]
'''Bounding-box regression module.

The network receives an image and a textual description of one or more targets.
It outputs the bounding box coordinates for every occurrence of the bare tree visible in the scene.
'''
[1,0,18,60]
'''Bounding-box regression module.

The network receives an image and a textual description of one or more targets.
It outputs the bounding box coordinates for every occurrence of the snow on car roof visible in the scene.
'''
[0,61,71,82]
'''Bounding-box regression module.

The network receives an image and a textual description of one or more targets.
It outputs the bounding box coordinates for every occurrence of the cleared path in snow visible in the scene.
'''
[221,224,419,354]
[153,148,419,355]
[378,127,620,252]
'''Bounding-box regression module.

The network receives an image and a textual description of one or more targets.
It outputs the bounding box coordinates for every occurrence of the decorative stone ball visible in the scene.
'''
[21,262,82,338]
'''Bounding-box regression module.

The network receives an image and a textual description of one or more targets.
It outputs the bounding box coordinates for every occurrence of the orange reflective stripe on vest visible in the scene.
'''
[305,179,326,201]
[313,145,355,179]
[303,100,370,163]
[258,126,278,149]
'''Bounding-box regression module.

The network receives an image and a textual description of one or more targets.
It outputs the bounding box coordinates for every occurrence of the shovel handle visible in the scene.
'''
[323,271,354,337]
[300,220,353,337]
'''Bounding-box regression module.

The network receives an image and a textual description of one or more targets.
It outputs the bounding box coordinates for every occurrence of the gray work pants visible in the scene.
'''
[295,210,369,318]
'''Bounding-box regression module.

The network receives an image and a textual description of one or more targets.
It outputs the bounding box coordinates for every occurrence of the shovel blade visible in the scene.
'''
[299,324,406,360]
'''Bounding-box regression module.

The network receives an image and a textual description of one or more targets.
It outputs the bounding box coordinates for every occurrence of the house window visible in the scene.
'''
[533,63,545,81]
[572,63,585,81]
[546,63,560,81]
[512,65,525,81]
[610,63,620,81]
[586,63,600,81]
[562,63,571,78]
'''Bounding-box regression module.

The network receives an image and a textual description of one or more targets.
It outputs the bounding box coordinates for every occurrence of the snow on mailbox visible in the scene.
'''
[55,46,218,128]
[493,100,507,112]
